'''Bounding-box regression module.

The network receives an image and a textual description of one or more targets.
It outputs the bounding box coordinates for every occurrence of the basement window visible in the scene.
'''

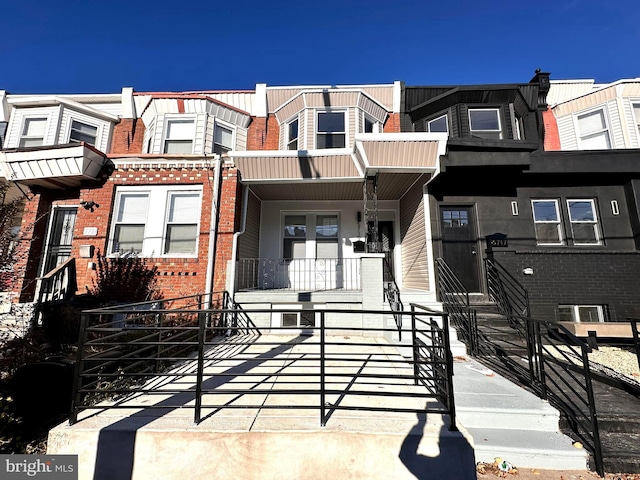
[557,305,605,323]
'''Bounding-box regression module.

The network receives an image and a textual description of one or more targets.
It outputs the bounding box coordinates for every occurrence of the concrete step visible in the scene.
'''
[453,357,588,470]
[466,427,588,469]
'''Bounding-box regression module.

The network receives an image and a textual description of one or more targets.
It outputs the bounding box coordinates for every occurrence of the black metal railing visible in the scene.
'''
[436,257,604,476]
[484,257,530,321]
[630,318,640,371]
[69,300,457,431]
[434,258,478,354]
[235,258,361,292]
[35,257,77,323]
[383,258,404,340]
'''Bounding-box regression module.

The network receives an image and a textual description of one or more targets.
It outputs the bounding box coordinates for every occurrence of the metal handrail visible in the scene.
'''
[630,318,640,371]
[484,257,530,319]
[69,299,457,432]
[383,258,404,340]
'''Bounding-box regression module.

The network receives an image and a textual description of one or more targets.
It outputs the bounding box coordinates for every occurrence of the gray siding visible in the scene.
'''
[400,181,429,291]
[238,191,261,259]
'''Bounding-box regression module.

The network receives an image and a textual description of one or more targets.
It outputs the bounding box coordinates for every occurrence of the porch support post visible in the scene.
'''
[360,254,385,335]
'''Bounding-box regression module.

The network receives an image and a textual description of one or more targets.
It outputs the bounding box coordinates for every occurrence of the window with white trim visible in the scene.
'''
[427,114,448,133]
[283,215,307,259]
[567,199,600,245]
[316,111,346,149]
[286,118,299,150]
[632,103,640,139]
[69,120,98,146]
[363,115,380,134]
[19,118,47,147]
[531,200,563,245]
[315,215,338,258]
[282,213,340,259]
[557,305,605,323]
[164,119,195,154]
[110,186,202,257]
[577,109,611,149]
[469,108,502,139]
[214,123,234,155]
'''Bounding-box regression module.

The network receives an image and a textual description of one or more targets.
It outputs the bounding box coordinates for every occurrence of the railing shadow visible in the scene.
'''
[92,335,308,480]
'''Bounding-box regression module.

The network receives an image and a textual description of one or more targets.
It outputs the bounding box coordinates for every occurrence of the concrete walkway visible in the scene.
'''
[47,334,586,479]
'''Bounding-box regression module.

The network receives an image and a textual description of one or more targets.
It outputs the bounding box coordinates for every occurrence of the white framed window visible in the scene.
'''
[567,199,601,245]
[427,114,448,133]
[282,212,341,259]
[214,122,234,155]
[163,119,195,154]
[531,200,563,245]
[315,215,338,258]
[286,117,299,150]
[363,115,380,134]
[632,103,640,139]
[283,215,307,259]
[19,117,47,147]
[69,120,98,146]
[469,108,502,139]
[316,111,346,149]
[576,108,611,149]
[109,185,202,257]
[557,305,605,323]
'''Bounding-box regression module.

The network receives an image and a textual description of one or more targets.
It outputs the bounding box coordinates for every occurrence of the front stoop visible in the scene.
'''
[454,357,589,470]
[48,411,476,480]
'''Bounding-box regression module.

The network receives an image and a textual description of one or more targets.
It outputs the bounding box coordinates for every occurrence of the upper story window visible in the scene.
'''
[214,123,234,155]
[632,103,640,138]
[567,199,600,245]
[164,119,195,154]
[427,114,448,133]
[316,112,346,149]
[69,120,98,146]
[110,185,203,257]
[576,109,611,149]
[469,109,502,139]
[532,199,563,245]
[19,118,47,147]
[286,118,299,150]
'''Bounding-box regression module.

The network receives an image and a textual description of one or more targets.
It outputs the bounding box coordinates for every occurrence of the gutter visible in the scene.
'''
[204,156,222,309]
[228,183,249,300]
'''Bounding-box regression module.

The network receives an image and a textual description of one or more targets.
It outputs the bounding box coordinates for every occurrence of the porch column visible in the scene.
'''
[360,254,385,334]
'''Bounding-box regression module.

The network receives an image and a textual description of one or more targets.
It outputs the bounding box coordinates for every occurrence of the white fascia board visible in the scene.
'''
[552,78,640,108]
[7,95,120,122]
[56,97,120,122]
[354,132,448,142]
[240,176,362,184]
[393,81,401,113]
[354,140,370,170]
[0,91,9,122]
[121,87,135,119]
[229,148,354,158]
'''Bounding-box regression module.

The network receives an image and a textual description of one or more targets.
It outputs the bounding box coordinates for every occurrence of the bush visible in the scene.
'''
[88,252,162,304]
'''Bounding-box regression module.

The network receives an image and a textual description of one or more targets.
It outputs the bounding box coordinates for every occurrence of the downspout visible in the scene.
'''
[228,183,249,300]
[204,156,222,309]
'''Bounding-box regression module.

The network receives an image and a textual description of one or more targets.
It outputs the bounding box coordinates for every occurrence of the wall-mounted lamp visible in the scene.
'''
[522,267,534,275]
[80,200,100,213]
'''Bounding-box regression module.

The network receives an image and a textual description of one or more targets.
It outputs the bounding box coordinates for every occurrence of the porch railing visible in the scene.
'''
[235,258,361,292]
[69,298,457,430]
[34,257,77,324]
[484,257,530,321]
[630,319,640,371]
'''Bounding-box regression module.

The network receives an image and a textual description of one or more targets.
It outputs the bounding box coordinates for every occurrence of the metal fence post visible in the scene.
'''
[320,311,326,427]
[534,321,548,400]
[69,312,90,425]
[581,345,604,477]
[411,305,419,385]
[631,320,640,371]
[441,312,457,432]
[194,302,206,424]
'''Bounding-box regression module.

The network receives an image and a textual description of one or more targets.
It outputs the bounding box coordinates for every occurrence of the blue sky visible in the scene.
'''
[1,0,638,93]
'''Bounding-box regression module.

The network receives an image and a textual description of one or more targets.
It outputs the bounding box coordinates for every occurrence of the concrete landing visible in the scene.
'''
[454,356,589,470]
[48,335,476,480]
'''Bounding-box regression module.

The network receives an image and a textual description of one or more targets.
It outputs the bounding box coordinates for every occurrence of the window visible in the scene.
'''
[282,311,315,328]
[532,200,563,245]
[283,215,307,259]
[164,193,201,254]
[286,118,299,150]
[633,103,640,138]
[112,193,149,254]
[69,120,98,146]
[427,114,448,133]
[567,199,600,245]
[469,109,502,139]
[164,119,194,154]
[19,118,47,147]
[577,109,611,149]
[316,215,338,258]
[363,115,379,134]
[557,305,605,323]
[110,186,202,256]
[316,112,345,149]
[214,123,234,155]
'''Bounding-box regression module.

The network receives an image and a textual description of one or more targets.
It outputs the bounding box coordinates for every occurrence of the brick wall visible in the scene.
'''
[213,166,239,294]
[110,119,146,154]
[383,113,401,133]
[494,250,640,321]
[542,108,561,151]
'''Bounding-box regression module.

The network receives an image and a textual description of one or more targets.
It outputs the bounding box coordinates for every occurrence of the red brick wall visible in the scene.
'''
[264,114,280,150]
[383,113,401,133]
[543,108,561,151]
[110,119,146,154]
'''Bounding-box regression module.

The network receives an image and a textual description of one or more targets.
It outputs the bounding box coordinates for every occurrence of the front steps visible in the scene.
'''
[454,356,588,470]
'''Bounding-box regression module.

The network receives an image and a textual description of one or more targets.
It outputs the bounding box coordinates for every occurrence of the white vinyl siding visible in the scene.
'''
[400,181,429,290]
[59,109,111,152]
[5,106,59,148]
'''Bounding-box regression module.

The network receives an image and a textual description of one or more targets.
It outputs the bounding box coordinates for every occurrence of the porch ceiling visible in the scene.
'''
[247,172,427,201]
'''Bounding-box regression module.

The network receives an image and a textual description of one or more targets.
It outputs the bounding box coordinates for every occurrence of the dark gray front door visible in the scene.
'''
[441,206,479,292]
[42,207,77,275]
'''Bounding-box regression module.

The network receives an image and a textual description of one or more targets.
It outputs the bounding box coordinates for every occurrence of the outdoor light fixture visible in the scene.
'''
[523,267,534,275]
[80,200,100,212]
